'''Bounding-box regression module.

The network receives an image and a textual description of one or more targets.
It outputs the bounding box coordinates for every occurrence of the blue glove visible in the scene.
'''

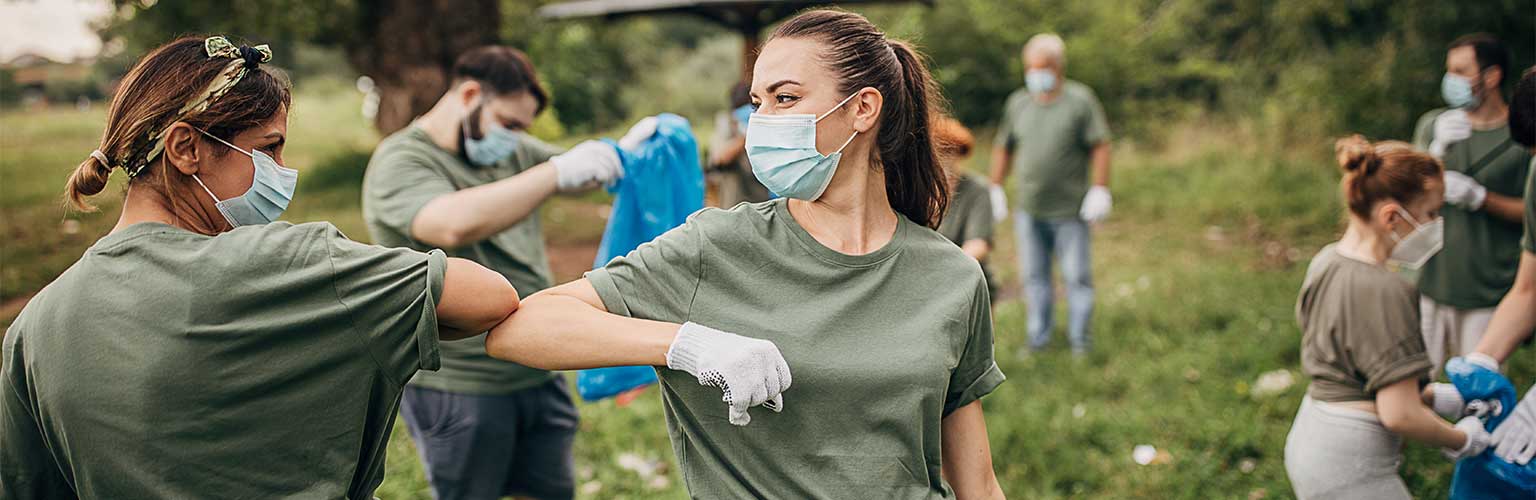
[1447,355,1517,429]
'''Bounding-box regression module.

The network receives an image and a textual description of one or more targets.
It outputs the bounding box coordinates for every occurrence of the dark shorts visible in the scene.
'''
[401,377,578,500]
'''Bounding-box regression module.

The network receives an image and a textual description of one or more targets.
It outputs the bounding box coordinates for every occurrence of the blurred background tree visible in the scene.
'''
[91,0,1534,142]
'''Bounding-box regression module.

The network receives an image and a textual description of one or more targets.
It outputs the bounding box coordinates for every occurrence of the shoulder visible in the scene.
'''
[211,222,346,262]
[1413,108,1449,134]
[905,220,986,279]
[1063,80,1102,105]
[684,201,777,241]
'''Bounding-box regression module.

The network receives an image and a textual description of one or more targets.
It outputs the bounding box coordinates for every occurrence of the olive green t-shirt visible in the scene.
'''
[937,174,998,296]
[363,125,562,395]
[586,199,1004,499]
[1524,157,1535,253]
[1412,109,1532,308]
[1296,245,1431,402]
[994,81,1111,220]
[1,222,445,499]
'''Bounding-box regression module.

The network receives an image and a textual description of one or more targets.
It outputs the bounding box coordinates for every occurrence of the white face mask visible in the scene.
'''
[1387,207,1444,269]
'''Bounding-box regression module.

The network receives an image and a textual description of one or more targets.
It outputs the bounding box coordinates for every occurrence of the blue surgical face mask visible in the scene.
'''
[193,128,299,227]
[1441,73,1481,109]
[1026,69,1057,94]
[745,93,859,200]
[463,104,521,166]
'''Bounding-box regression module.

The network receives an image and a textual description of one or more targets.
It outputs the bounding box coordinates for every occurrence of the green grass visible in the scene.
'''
[2,84,1533,499]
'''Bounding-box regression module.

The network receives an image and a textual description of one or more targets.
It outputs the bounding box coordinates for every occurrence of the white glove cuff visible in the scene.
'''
[1467,183,1487,210]
[666,322,722,376]
[1430,383,1465,419]
[1465,352,1500,372]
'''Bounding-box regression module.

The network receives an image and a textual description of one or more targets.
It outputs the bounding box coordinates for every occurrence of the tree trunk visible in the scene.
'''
[344,0,501,134]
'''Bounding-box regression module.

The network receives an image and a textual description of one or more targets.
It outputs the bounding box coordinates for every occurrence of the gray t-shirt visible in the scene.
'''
[1296,245,1430,402]
[586,199,1004,498]
[994,81,1111,220]
[2,222,445,498]
[363,125,562,395]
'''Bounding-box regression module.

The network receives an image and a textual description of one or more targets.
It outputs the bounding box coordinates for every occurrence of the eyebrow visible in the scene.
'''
[765,79,801,93]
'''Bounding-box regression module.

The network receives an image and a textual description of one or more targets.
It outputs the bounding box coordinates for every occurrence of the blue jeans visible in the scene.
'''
[1014,211,1094,351]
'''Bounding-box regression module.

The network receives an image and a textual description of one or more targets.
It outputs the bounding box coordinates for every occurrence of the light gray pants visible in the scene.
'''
[1284,396,1410,500]
[1420,295,1495,374]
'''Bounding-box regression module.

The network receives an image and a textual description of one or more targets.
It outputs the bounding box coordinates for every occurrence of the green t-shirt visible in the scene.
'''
[363,125,562,395]
[1524,157,1535,253]
[937,174,998,295]
[1296,245,1431,402]
[586,199,1004,499]
[1,222,445,499]
[994,81,1110,220]
[1412,109,1533,308]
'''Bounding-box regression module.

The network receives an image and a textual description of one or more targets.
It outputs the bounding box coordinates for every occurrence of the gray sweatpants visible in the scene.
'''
[1284,396,1411,500]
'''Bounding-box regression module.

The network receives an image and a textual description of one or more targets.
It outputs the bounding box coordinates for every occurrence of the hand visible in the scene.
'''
[1491,388,1536,464]
[1429,109,1472,159]
[1429,383,1466,420]
[988,184,1009,222]
[1442,170,1487,210]
[666,322,792,426]
[1445,416,1493,461]
[618,116,659,151]
[1079,185,1112,223]
[551,140,623,192]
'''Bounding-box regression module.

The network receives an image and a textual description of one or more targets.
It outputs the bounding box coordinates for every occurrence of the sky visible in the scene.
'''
[0,0,110,64]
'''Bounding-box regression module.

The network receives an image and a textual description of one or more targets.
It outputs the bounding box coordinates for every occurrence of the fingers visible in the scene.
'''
[764,394,784,413]
[728,402,752,426]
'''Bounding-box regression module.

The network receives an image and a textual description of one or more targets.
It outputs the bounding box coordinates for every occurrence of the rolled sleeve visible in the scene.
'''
[326,227,447,386]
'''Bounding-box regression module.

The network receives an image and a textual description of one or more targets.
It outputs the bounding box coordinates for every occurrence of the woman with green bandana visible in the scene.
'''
[0,36,790,499]
[492,10,1006,499]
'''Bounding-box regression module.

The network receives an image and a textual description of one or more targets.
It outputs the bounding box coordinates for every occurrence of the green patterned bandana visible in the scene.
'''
[120,36,272,178]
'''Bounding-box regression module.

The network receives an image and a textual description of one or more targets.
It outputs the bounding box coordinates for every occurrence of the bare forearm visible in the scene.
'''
[1090,142,1111,187]
[485,293,676,370]
[1481,192,1524,223]
[1379,381,1465,449]
[1475,252,1536,363]
[941,401,1005,500]
[988,146,1011,186]
[411,163,560,249]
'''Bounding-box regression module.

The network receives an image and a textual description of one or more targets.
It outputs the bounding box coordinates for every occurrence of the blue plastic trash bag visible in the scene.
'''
[576,113,703,402]
[1446,358,1536,498]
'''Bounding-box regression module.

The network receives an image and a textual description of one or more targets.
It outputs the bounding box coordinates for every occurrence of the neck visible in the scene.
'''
[1033,87,1062,104]
[787,149,899,255]
[1466,92,1508,129]
[1337,218,1391,265]
[114,179,225,235]
[418,96,465,153]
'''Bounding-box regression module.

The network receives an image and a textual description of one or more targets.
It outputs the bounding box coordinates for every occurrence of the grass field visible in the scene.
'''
[3,82,1532,499]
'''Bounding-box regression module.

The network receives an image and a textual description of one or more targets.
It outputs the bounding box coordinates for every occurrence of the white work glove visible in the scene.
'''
[1466,352,1501,372]
[1441,170,1487,211]
[1079,185,1113,223]
[1429,383,1467,420]
[551,140,623,192]
[1429,109,1472,159]
[666,322,792,426]
[1491,387,1536,464]
[618,116,659,151]
[1445,416,1494,461]
[988,184,1009,221]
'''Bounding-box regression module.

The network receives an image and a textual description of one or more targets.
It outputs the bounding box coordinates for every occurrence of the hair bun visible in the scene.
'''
[1335,134,1380,175]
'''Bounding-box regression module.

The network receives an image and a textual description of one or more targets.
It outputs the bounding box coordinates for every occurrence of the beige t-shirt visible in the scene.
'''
[1295,244,1431,402]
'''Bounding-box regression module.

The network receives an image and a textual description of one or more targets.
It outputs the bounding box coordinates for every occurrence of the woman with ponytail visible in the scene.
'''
[494,9,1005,498]
[1284,136,1491,499]
[2,36,787,499]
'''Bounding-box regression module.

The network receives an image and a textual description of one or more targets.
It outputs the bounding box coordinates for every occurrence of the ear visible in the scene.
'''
[1373,201,1402,228]
[1482,66,1503,92]
[162,122,203,176]
[850,87,883,134]
[458,80,482,107]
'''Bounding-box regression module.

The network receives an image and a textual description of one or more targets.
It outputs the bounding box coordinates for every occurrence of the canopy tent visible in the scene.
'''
[537,0,932,82]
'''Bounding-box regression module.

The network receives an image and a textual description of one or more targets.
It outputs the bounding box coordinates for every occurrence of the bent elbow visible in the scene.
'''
[1377,409,1411,434]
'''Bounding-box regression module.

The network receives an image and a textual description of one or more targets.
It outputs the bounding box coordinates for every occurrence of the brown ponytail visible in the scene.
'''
[65,36,291,212]
[772,9,949,228]
[1334,134,1442,219]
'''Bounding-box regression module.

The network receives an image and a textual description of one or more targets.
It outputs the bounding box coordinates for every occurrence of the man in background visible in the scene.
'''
[990,33,1113,356]
[362,45,652,500]
[1412,33,1531,372]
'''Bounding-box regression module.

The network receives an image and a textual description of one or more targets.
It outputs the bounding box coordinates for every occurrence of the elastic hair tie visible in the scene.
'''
[89,150,113,170]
